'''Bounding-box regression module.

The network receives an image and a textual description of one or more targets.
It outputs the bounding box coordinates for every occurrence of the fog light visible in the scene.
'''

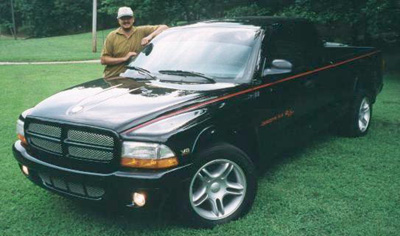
[22,165,29,175]
[133,192,146,207]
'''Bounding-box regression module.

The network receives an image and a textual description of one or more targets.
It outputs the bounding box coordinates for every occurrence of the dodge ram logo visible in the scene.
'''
[71,105,84,114]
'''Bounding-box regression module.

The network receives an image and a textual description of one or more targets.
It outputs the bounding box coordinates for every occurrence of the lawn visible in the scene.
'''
[0,64,399,235]
[0,30,112,62]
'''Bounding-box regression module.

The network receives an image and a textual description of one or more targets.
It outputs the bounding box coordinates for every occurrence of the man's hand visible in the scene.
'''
[141,25,169,46]
[141,36,152,46]
[100,51,137,65]
[125,51,138,61]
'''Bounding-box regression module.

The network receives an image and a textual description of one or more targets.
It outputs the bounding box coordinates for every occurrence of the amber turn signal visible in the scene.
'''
[18,134,27,146]
[121,157,179,169]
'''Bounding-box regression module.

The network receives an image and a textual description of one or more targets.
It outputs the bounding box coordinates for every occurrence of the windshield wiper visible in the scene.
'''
[126,66,156,79]
[158,70,216,84]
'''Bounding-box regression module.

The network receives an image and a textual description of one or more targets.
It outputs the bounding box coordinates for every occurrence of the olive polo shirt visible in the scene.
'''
[101,25,159,78]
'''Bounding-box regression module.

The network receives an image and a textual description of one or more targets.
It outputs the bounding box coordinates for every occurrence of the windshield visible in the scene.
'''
[127,26,260,82]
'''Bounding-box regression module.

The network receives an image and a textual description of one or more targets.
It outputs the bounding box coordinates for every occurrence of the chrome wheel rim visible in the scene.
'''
[189,159,247,220]
[358,97,371,132]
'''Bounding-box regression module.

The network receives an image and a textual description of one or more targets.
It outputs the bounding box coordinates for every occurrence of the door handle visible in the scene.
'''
[302,79,315,89]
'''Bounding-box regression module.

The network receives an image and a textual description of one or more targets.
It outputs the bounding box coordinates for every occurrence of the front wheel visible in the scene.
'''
[181,144,257,228]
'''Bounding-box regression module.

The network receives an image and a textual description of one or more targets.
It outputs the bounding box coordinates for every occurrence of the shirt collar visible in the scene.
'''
[116,27,136,37]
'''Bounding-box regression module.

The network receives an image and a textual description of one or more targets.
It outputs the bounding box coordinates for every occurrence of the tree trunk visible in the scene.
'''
[10,0,17,39]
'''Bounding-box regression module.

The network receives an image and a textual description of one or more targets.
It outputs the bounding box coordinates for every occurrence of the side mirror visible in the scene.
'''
[126,56,135,65]
[142,43,153,56]
[263,59,292,76]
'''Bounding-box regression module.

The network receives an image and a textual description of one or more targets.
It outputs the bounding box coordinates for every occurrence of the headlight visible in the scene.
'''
[121,142,178,169]
[16,119,27,145]
[16,108,33,146]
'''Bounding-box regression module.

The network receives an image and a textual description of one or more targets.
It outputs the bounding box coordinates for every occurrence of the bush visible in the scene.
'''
[224,3,271,18]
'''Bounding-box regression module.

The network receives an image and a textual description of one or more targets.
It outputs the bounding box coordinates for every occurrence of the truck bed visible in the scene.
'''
[323,44,377,63]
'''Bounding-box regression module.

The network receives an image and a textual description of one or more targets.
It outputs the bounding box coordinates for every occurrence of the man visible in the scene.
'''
[101,7,168,78]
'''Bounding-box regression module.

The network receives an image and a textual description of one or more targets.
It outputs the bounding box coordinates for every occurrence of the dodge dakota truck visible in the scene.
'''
[13,17,383,227]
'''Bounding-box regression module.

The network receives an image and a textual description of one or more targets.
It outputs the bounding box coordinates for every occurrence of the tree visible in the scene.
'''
[278,0,400,45]
[12,0,92,37]
[0,0,397,49]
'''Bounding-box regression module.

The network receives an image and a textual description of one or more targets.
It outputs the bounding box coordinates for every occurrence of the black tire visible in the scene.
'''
[180,143,257,228]
[341,90,373,137]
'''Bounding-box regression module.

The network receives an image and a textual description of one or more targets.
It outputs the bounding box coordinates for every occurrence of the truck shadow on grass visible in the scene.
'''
[49,129,341,230]
[256,129,336,178]
[55,120,395,231]
[53,196,181,230]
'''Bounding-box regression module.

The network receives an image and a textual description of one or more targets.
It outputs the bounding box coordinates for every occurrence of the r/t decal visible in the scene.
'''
[260,109,294,127]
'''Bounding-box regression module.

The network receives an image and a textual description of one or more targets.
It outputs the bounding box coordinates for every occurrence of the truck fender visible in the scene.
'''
[191,125,259,163]
[191,125,219,154]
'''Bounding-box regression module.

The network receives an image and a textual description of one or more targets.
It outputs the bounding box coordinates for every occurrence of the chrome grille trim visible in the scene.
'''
[30,137,62,154]
[25,120,117,163]
[68,146,114,161]
[28,123,61,138]
[67,129,114,147]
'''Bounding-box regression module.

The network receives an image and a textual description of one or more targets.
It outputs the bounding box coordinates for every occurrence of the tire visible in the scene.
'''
[180,143,257,228]
[341,90,373,137]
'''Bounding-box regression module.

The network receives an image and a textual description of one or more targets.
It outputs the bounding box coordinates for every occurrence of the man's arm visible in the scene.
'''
[141,25,169,46]
[100,51,137,65]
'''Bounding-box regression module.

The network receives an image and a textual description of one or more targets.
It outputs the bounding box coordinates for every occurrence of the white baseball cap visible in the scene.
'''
[117,7,134,19]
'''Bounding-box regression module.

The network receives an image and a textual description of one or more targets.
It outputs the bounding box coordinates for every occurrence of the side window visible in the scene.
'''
[295,22,323,66]
[267,24,306,71]
[266,22,321,71]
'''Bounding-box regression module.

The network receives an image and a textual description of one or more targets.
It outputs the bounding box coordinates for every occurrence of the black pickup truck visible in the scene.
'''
[13,17,383,227]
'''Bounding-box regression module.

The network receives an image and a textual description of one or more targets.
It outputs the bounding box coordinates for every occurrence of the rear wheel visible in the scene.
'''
[181,143,257,228]
[358,97,372,133]
[341,90,373,137]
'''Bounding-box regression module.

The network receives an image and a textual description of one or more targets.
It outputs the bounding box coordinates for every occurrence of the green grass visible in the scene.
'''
[0,65,399,235]
[0,30,112,62]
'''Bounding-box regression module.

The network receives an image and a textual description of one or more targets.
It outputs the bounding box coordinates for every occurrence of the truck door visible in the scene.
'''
[254,22,323,159]
[295,22,347,124]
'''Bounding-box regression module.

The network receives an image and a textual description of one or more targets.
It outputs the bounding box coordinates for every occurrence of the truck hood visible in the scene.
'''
[29,77,237,131]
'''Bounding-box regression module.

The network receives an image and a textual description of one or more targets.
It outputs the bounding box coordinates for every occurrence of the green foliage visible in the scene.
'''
[0,0,398,47]
[224,3,271,17]
[99,0,241,25]
[278,0,400,45]
[0,1,14,35]
[10,0,92,37]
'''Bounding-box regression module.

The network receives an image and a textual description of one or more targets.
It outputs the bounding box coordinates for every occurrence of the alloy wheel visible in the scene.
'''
[358,97,371,132]
[189,159,247,220]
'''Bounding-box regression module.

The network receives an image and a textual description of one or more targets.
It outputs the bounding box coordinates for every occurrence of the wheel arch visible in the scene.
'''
[353,65,382,104]
[191,125,260,164]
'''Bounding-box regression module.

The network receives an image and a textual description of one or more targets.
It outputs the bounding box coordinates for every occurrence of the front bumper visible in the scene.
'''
[13,141,192,208]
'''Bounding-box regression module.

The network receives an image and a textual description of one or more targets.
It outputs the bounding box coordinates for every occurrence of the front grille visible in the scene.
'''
[67,130,114,147]
[39,173,105,199]
[68,146,114,161]
[25,120,118,163]
[30,137,62,154]
[29,123,62,138]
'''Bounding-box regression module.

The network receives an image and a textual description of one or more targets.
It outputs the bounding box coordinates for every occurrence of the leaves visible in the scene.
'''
[0,0,398,46]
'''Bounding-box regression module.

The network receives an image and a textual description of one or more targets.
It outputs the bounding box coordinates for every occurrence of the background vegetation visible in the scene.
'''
[1,0,399,48]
